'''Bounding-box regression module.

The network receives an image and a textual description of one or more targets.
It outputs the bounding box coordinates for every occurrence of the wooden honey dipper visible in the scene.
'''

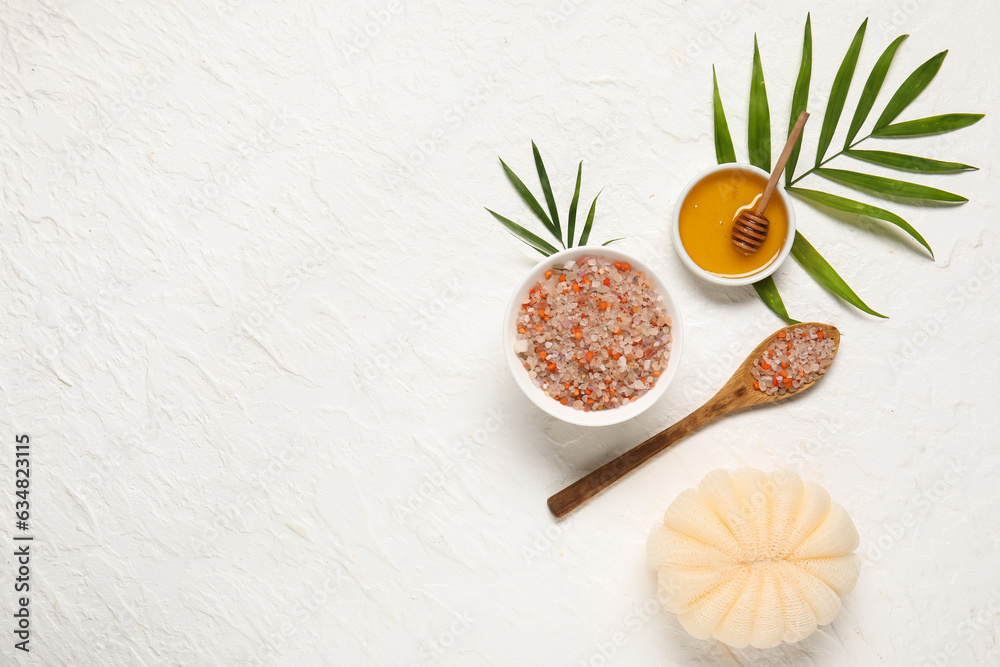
[731,111,809,255]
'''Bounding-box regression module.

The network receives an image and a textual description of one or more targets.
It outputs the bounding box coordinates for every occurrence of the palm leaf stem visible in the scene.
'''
[788,133,870,186]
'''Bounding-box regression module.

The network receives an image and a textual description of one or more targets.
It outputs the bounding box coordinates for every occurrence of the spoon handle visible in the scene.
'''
[753,111,809,215]
[547,399,724,518]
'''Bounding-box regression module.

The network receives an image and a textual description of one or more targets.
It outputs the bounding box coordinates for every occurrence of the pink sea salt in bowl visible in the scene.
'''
[503,246,684,426]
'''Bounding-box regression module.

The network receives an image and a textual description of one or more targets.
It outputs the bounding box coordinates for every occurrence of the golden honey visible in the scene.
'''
[678,168,789,279]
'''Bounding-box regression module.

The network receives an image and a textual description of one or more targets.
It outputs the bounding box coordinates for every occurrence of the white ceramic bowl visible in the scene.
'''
[503,246,684,426]
[671,163,796,286]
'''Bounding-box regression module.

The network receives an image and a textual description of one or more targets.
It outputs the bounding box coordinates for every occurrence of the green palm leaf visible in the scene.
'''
[845,149,976,173]
[490,145,609,254]
[816,18,867,165]
[706,16,982,321]
[871,113,984,138]
[845,34,908,147]
[567,162,582,247]
[786,14,812,186]
[578,189,602,246]
[792,231,886,318]
[873,50,947,131]
[712,66,736,163]
[532,141,563,245]
[485,208,559,256]
[499,157,559,242]
[788,187,932,257]
[753,277,799,324]
[815,167,967,203]
[748,36,771,171]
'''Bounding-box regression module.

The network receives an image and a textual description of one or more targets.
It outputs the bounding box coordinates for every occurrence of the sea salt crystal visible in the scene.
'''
[513,255,672,411]
[752,326,836,396]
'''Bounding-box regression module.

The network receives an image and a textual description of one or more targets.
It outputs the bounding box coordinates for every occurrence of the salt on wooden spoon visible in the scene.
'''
[547,322,839,518]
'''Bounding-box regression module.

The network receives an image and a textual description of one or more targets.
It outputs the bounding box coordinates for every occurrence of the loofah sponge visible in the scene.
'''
[646,469,860,649]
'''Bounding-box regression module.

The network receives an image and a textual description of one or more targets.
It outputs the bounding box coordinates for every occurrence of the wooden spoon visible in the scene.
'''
[731,111,810,255]
[547,322,840,518]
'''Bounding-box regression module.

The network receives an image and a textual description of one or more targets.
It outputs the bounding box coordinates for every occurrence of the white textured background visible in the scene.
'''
[1,0,999,665]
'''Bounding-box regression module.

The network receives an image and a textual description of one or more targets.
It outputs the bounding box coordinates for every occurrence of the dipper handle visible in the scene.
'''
[754,111,809,215]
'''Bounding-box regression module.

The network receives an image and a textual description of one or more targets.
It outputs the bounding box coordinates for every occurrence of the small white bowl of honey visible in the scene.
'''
[671,163,796,286]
